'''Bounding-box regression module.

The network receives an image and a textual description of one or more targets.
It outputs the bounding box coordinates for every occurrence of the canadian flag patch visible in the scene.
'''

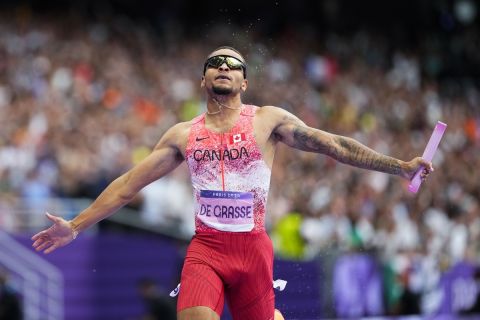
[229,133,246,144]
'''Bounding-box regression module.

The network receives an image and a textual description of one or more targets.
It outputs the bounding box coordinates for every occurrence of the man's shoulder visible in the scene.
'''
[169,120,194,136]
[161,121,193,144]
[159,120,194,153]
[255,105,274,114]
[255,105,288,121]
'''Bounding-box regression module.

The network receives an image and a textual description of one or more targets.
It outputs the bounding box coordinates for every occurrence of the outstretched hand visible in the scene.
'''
[31,212,76,254]
[401,157,434,181]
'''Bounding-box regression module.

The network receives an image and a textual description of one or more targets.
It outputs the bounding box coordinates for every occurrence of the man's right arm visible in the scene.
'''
[32,122,190,253]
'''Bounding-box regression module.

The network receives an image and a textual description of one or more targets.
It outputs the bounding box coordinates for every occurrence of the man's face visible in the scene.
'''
[202,49,248,96]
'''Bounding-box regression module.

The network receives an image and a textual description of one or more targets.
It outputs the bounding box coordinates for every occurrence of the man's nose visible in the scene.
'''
[218,62,230,71]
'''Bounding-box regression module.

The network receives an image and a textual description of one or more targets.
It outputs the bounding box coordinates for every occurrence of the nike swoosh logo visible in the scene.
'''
[196,136,209,141]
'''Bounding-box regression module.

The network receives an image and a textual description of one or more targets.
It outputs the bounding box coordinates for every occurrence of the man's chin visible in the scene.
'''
[212,86,233,95]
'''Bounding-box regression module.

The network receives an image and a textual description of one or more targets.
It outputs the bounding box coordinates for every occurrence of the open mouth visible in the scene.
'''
[215,74,231,81]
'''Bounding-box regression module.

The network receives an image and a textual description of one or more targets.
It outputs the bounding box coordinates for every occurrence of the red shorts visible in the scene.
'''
[177,231,275,320]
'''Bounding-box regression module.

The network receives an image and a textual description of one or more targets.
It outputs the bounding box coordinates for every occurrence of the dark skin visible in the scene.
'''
[32,48,433,320]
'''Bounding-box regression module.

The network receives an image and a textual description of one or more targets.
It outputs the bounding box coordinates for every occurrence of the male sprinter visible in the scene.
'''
[32,46,433,320]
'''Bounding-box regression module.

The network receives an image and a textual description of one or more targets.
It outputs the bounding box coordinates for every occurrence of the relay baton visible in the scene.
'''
[408,121,447,194]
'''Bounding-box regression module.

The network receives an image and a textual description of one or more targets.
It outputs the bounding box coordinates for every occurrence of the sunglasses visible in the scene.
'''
[203,55,247,78]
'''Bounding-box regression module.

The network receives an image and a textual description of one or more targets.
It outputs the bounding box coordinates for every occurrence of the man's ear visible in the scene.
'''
[241,79,248,92]
[200,76,205,88]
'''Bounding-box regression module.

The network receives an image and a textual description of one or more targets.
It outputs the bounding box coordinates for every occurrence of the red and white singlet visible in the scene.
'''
[185,104,271,234]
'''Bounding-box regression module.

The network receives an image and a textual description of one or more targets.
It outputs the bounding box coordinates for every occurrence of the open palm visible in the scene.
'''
[31,212,75,254]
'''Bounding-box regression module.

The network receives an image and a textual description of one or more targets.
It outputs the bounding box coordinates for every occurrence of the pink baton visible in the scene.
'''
[408,121,447,193]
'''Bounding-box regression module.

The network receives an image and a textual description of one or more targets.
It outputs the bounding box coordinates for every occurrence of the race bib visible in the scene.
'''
[197,190,254,232]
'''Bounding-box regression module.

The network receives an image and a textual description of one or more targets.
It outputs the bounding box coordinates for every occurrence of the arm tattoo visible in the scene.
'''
[336,136,402,175]
[293,125,402,175]
[292,126,340,156]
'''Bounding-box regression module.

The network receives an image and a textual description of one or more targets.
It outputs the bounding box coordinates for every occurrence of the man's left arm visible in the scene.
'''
[267,106,433,180]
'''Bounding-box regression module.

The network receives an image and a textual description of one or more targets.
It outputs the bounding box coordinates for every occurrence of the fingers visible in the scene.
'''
[31,230,46,241]
[45,212,60,223]
[44,244,58,254]
[420,159,434,172]
[408,157,434,183]
[420,164,433,182]
[35,240,53,252]
[32,213,66,254]
[32,233,53,252]
[32,231,51,248]
[32,236,47,248]
[32,214,58,241]
[32,235,57,254]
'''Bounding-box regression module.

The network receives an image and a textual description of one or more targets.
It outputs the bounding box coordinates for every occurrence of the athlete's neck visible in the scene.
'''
[206,96,243,116]
[204,96,243,132]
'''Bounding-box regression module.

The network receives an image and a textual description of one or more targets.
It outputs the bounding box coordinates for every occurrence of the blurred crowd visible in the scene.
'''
[1,9,480,316]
